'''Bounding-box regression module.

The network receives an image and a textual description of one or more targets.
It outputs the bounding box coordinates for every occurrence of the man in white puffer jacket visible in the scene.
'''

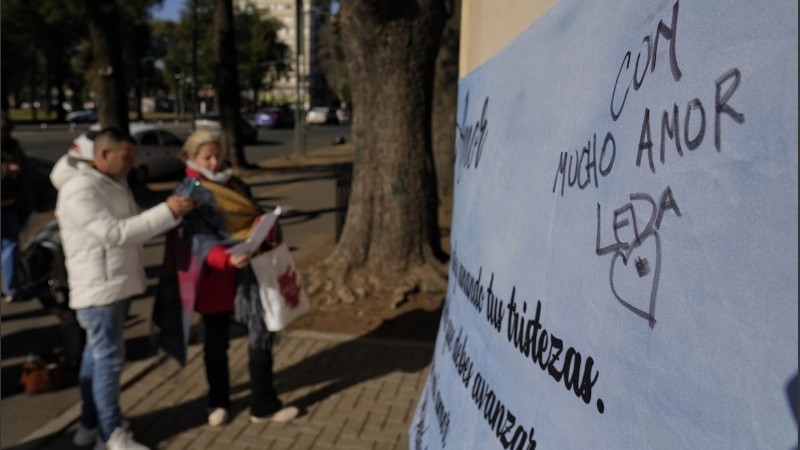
[53,127,194,450]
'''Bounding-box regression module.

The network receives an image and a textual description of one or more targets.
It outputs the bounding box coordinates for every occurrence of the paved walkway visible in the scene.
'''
[18,329,432,450]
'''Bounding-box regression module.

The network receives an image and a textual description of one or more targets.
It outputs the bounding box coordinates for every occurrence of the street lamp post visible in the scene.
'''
[191,0,199,128]
[294,0,306,155]
[174,73,184,118]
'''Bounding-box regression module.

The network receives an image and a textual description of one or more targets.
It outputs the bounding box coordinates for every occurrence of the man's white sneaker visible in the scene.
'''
[207,407,229,427]
[73,424,98,446]
[250,405,299,423]
[105,427,149,450]
[82,419,129,450]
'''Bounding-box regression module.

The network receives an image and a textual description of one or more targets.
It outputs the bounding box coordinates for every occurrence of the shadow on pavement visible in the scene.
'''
[271,308,439,414]
[97,308,437,447]
[1,323,69,398]
[0,306,51,323]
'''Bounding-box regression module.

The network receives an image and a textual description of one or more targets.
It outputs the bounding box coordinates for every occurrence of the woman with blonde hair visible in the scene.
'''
[154,130,298,426]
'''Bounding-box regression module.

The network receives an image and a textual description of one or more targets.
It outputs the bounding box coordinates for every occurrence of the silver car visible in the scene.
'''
[193,112,258,145]
[65,109,99,124]
[84,123,185,182]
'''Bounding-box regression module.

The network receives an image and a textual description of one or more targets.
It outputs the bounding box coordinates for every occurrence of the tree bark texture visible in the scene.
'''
[330,0,447,277]
[84,0,129,131]
[214,0,246,166]
[432,0,460,202]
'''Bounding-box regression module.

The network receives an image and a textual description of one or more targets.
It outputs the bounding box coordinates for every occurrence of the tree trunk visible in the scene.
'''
[214,0,247,167]
[432,0,460,203]
[134,72,144,122]
[1,74,9,112]
[56,86,67,122]
[173,86,180,115]
[84,0,129,131]
[252,87,260,111]
[308,0,448,306]
[29,74,37,122]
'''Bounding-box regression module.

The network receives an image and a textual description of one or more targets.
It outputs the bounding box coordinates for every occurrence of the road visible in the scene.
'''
[12,122,351,166]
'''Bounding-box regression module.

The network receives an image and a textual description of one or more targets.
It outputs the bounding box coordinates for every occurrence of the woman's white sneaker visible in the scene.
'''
[250,405,299,423]
[208,407,229,427]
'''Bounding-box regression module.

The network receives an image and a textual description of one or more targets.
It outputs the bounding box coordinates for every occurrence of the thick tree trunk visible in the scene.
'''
[309,0,448,306]
[85,0,129,131]
[432,0,460,203]
[214,0,247,167]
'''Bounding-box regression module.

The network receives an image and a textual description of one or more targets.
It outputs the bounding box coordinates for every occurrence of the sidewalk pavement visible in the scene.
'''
[18,329,433,450]
[5,143,436,450]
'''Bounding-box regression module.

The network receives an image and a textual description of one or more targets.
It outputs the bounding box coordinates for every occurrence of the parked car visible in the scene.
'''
[65,109,98,124]
[193,112,258,144]
[83,123,186,182]
[336,108,351,125]
[254,105,295,128]
[306,106,339,125]
[252,109,275,128]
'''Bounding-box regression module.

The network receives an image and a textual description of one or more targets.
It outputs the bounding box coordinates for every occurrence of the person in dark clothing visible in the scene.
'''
[1,111,33,302]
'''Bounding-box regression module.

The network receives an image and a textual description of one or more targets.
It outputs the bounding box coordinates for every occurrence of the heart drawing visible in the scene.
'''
[609,231,661,329]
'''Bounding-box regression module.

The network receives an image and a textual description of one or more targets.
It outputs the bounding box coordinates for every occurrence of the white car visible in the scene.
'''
[65,109,98,124]
[335,108,350,124]
[76,123,186,182]
[193,112,258,144]
[305,107,337,125]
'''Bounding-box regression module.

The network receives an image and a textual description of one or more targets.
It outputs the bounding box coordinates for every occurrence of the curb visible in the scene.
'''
[287,328,436,350]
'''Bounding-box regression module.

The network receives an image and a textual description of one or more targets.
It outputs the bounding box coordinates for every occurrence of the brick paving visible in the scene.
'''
[28,330,433,450]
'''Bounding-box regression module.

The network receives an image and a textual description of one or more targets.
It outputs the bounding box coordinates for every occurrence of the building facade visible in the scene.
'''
[236,0,325,108]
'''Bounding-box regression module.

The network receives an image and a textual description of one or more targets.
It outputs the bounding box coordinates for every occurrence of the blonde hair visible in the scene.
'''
[181,129,221,161]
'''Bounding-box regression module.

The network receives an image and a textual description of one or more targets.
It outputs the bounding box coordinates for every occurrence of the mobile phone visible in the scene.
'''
[186,178,200,198]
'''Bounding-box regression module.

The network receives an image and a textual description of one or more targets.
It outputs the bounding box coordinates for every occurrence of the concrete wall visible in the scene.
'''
[460,0,557,77]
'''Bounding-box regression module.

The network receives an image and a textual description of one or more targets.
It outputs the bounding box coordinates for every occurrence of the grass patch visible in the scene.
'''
[6,109,187,123]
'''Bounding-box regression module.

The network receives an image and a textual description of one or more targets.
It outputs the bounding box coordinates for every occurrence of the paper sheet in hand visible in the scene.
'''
[225,206,282,256]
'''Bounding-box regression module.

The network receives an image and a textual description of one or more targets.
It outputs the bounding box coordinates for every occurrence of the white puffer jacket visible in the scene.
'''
[53,162,180,309]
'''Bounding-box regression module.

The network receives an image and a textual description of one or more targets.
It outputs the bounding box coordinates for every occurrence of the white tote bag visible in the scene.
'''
[250,243,310,331]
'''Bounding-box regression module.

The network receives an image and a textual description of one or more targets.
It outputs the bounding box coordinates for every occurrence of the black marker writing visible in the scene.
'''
[635,68,744,173]
[715,68,745,152]
[552,132,616,196]
[596,186,682,328]
[611,0,682,121]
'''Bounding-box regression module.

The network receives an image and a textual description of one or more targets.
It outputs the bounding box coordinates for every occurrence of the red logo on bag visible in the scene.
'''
[278,268,301,308]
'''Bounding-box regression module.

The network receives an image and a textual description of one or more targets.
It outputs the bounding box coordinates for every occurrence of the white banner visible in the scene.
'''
[410,1,798,449]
